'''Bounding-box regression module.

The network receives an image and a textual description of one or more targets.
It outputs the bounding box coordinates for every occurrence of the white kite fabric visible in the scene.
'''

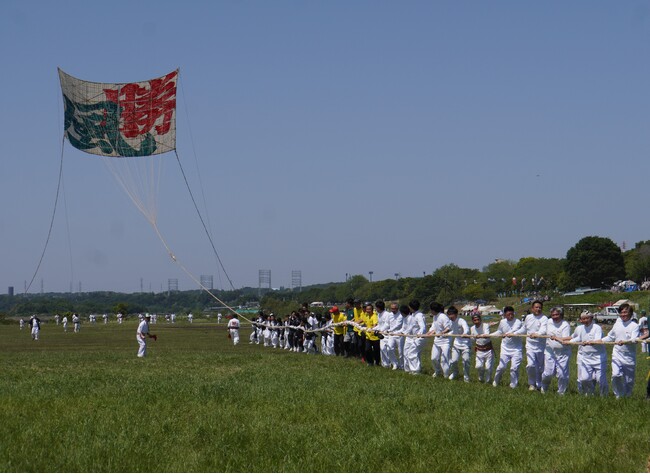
[58,68,178,157]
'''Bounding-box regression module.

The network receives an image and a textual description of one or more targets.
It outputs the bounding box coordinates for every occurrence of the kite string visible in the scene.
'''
[148,221,255,324]
[25,137,66,294]
[173,150,235,291]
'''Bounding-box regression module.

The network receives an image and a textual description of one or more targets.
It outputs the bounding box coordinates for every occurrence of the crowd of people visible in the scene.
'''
[231,298,650,399]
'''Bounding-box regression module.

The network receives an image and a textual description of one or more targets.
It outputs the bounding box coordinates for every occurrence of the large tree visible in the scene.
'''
[565,236,625,288]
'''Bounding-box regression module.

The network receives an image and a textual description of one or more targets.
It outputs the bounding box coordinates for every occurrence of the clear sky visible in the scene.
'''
[2,1,650,294]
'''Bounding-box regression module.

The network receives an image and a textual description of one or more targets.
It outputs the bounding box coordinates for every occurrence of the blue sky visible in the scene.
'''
[2,1,650,293]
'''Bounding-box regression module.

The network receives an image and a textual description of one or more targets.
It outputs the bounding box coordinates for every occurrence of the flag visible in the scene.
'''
[58,68,178,157]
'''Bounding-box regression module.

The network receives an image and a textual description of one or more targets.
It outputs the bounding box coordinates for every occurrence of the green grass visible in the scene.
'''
[1,321,649,472]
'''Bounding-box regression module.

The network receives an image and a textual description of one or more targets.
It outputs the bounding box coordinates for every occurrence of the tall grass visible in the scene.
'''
[1,320,648,472]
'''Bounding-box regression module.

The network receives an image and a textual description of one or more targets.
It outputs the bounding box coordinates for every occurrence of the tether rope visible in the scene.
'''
[25,137,66,294]
[173,150,235,291]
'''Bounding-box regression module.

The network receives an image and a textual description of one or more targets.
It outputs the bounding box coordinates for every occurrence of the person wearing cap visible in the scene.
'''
[596,303,640,398]
[470,313,495,383]
[136,314,153,357]
[428,302,452,378]
[562,310,607,396]
[492,306,524,389]
[227,314,240,345]
[329,306,346,356]
[29,315,41,341]
[402,300,427,374]
[540,306,571,395]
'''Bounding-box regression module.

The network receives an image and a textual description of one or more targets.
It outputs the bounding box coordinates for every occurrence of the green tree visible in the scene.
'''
[565,236,625,288]
[625,240,650,283]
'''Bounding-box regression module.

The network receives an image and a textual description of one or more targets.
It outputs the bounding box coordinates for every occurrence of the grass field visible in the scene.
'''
[1,319,649,472]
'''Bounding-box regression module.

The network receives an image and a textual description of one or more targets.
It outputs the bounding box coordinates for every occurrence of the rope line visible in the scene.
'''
[25,137,66,294]
[173,150,235,291]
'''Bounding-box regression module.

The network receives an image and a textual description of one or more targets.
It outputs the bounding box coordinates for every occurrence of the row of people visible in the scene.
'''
[231,299,649,399]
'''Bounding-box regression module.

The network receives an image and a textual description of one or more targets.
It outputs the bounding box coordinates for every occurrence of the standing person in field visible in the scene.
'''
[563,311,608,396]
[117,312,123,324]
[54,314,60,325]
[597,303,641,398]
[344,298,356,358]
[402,300,427,374]
[384,302,404,370]
[448,306,471,382]
[541,306,571,395]
[72,313,80,333]
[515,300,548,391]
[470,313,495,384]
[19,318,25,330]
[187,312,193,324]
[62,315,68,332]
[227,314,240,345]
[329,306,346,356]
[428,302,451,378]
[353,299,366,360]
[136,314,154,357]
[373,300,391,368]
[492,306,524,389]
[29,315,41,341]
[362,303,380,366]
[103,313,108,324]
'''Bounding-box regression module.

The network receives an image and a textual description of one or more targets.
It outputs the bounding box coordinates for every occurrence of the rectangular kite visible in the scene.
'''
[58,68,178,157]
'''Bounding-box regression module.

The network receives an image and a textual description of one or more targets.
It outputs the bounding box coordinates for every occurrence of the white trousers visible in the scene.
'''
[31,328,39,340]
[494,350,522,388]
[431,343,451,377]
[578,356,608,396]
[403,337,425,373]
[525,349,545,389]
[475,349,494,383]
[137,336,147,357]
[611,359,636,398]
[541,350,570,394]
[385,336,403,369]
[450,346,471,381]
[230,329,240,345]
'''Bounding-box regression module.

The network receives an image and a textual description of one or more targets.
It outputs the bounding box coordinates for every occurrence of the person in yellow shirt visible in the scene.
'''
[362,302,380,366]
[353,299,366,361]
[329,306,347,356]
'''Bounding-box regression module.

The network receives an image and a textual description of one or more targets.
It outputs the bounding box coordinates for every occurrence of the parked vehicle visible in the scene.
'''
[595,306,619,324]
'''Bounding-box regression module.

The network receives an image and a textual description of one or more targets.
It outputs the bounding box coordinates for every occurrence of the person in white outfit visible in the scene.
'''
[541,306,571,395]
[428,302,451,378]
[374,302,392,368]
[599,303,640,398]
[638,310,647,354]
[492,306,524,389]
[448,306,471,382]
[470,314,495,383]
[402,300,427,374]
[383,303,404,370]
[29,315,41,341]
[515,300,548,391]
[62,315,68,332]
[19,318,25,330]
[227,315,240,345]
[72,314,81,333]
[136,315,154,357]
[563,311,608,396]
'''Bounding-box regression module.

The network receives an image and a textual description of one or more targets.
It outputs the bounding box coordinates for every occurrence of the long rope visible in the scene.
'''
[173,150,235,291]
[25,137,66,294]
